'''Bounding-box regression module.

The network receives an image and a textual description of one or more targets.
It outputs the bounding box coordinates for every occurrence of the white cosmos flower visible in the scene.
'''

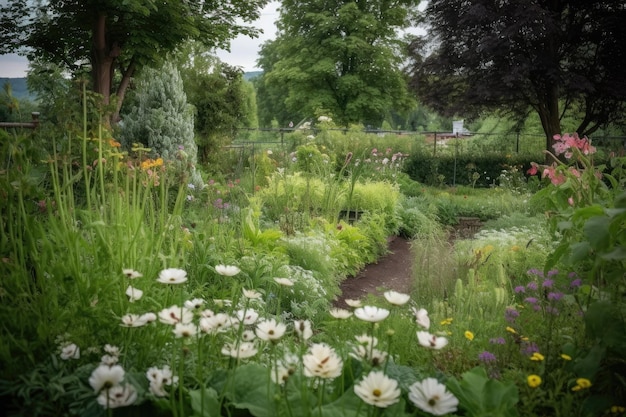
[408,378,459,416]
[412,307,431,329]
[121,313,149,328]
[212,299,232,307]
[60,343,80,360]
[273,277,294,286]
[97,383,137,408]
[242,289,262,299]
[329,308,352,319]
[125,285,143,302]
[345,299,362,308]
[354,371,401,408]
[100,354,118,366]
[89,364,125,393]
[241,329,256,342]
[158,305,194,325]
[351,345,388,367]
[122,268,142,279]
[215,264,241,276]
[173,322,197,338]
[383,290,410,306]
[156,268,187,284]
[417,331,448,349]
[354,306,390,323]
[235,308,259,325]
[104,344,120,356]
[303,343,343,379]
[221,342,258,359]
[146,365,178,397]
[184,298,205,310]
[140,312,157,323]
[200,309,215,318]
[255,318,287,342]
[294,319,313,340]
[199,313,232,333]
[355,334,378,348]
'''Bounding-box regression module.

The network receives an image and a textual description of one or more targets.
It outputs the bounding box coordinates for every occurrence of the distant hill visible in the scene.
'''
[243,71,262,81]
[0,78,35,100]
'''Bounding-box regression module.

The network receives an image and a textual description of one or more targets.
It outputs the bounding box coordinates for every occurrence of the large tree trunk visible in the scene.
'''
[537,83,562,162]
[91,12,120,127]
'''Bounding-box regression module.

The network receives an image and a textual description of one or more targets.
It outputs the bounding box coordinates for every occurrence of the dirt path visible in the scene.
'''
[334,236,413,308]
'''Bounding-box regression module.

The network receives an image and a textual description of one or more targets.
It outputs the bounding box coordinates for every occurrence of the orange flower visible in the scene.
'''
[108,138,122,148]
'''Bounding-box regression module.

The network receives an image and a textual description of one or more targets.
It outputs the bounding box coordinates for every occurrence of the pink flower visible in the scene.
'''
[568,197,574,206]
[527,162,539,175]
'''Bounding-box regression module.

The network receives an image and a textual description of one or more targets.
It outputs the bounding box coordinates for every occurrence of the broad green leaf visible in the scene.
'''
[230,364,276,417]
[583,216,610,250]
[189,387,220,417]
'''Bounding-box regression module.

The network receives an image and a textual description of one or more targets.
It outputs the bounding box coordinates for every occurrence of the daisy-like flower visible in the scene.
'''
[256,318,287,342]
[215,264,241,276]
[140,312,157,323]
[199,313,232,334]
[242,288,262,299]
[273,277,294,286]
[329,308,352,319]
[121,313,149,328]
[354,306,390,323]
[173,322,197,338]
[417,331,448,349]
[125,285,143,302]
[156,268,187,285]
[97,383,137,409]
[241,329,256,342]
[100,354,119,366]
[527,374,542,388]
[383,290,410,306]
[184,298,205,310]
[572,378,592,391]
[146,365,178,397]
[530,352,545,361]
[355,334,378,349]
[294,319,313,340]
[158,305,194,325]
[351,345,388,367]
[122,269,142,279]
[408,377,459,416]
[561,353,572,361]
[465,330,474,341]
[235,308,259,325]
[104,344,120,356]
[303,343,343,379]
[60,343,80,360]
[200,309,215,318]
[89,364,125,393]
[354,371,401,408]
[213,299,233,308]
[412,307,431,329]
[345,299,362,308]
[221,342,258,359]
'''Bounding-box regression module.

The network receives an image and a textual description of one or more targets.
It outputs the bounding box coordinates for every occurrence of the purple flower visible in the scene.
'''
[505,307,520,323]
[521,342,539,356]
[568,272,578,279]
[570,278,582,288]
[547,269,559,277]
[547,292,564,301]
[533,305,541,311]
[489,337,506,345]
[524,297,538,304]
[478,351,497,363]
[526,281,538,291]
[527,268,544,277]
[542,279,554,288]
[514,286,525,294]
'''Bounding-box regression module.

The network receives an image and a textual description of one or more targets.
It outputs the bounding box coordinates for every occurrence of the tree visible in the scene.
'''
[409,0,626,150]
[257,0,420,127]
[0,0,268,125]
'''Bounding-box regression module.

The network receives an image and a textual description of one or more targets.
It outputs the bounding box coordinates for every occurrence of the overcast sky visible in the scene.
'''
[0,1,281,78]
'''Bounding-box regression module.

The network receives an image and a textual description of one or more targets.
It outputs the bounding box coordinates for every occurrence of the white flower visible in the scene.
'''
[294,319,313,340]
[345,299,362,308]
[354,371,401,408]
[303,343,343,379]
[213,299,232,308]
[412,307,431,329]
[383,290,410,306]
[140,312,157,323]
[146,365,177,397]
[200,309,215,318]
[89,364,125,393]
[184,298,205,310]
[158,305,194,325]
[241,329,256,342]
[156,268,187,284]
[104,344,120,356]
[256,318,287,342]
[221,342,258,359]
[417,331,448,349]
[235,308,259,325]
[215,264,241,276]
[121,313,149,328]
[242,288,262,299]
[408,378,459,416]
[122,269,142,279]
[173,322,197,338]
[125,285,143,302]
[273,277,294,286]
[100,354,119,366]
[199,313,233,334]
[329,308,353,319]
[60,343,80,360]
[355,334,378,348]
[354,306,390,323]
[97,383,137,408]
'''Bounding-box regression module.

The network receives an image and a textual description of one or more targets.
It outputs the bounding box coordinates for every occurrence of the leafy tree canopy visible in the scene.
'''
[0,0,268,124]
[257,0,421,127]
[409,0,626,149]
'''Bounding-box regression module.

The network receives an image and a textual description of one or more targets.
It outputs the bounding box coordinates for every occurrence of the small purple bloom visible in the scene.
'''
[514,286,525,294]
[524,297,538,304]
[568,272,578,279]
[521,342,539,356]
[542,279,554,288]
[527,281,538,291]
[505,307,520,323]
[547,292,564,301]
[527,268,543,277]
[547,269,558,277]
[478,351,497,363]
[489,337,506,345]
[570,278,582,288]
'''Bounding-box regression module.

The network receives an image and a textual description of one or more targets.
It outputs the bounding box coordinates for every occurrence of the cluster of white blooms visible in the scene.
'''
[146,365,178,397]
[88,345,137,409]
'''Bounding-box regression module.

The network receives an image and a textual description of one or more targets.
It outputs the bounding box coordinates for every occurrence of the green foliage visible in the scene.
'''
[447,367,519,417]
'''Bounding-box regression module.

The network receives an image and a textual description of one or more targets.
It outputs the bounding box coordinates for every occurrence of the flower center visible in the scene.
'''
[373,389,382,397]
[428,395,439,406]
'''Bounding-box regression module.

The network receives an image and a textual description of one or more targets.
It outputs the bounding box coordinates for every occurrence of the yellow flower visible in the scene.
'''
[510,245,521,252]
[464,331,474,341]
[108,138,121,148]
[440,318,453,326]
[527,375,542,388]
[530,352,545,361]
[506,326,517,334]
[140,157,164,170]
[561,354,572,361]
[572,378,592,391]
[611,406,625,413]
[521,336,529,342]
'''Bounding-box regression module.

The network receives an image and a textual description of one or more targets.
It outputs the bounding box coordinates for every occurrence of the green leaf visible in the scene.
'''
[569,241,591,263]
[229,363,276,417]
[583,216,611,250]
[189,387,220,417]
